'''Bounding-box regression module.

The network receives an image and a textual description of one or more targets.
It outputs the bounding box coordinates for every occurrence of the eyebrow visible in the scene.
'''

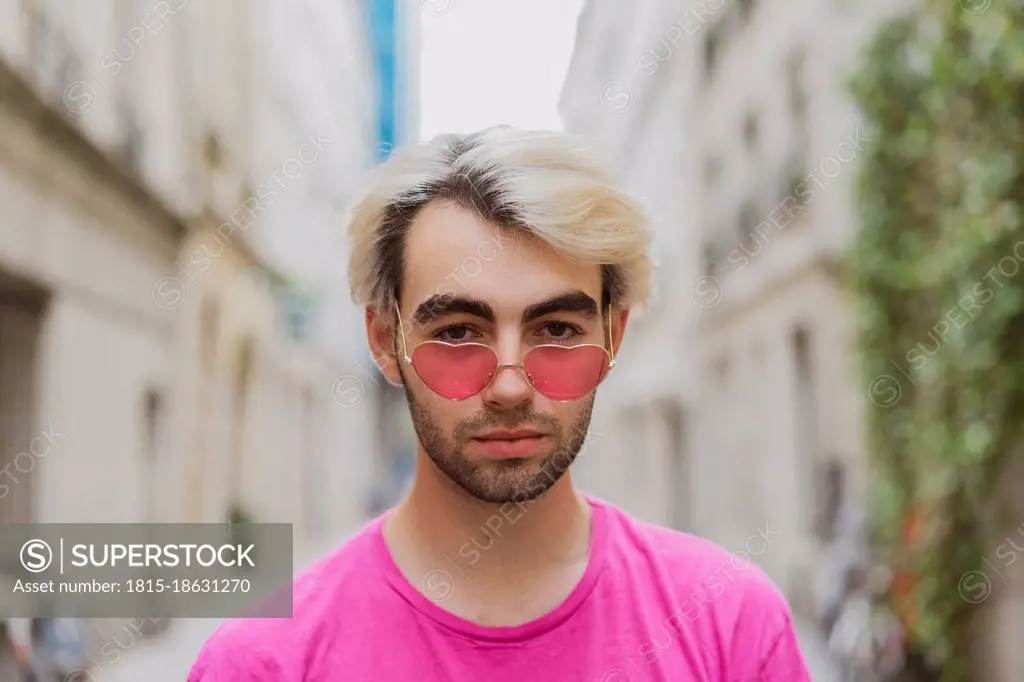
[411,294,495,326]
[520,290,599,323]
[409,290,599,327]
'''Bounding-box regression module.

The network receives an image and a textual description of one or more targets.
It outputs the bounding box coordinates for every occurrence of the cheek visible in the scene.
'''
[414,386,476,427]
[544,403,589,437]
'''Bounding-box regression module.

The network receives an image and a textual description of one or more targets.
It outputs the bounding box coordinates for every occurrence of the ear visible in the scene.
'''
[365,306,403,387]
[609,307,630,360]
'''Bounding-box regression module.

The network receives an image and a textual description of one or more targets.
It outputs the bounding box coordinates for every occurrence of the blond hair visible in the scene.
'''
[346,126,653,313]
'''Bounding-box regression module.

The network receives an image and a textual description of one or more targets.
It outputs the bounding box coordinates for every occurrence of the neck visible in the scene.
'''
[386,449,593,583]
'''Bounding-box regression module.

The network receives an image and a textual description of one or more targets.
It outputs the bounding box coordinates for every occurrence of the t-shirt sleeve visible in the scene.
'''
[757,614,813,682]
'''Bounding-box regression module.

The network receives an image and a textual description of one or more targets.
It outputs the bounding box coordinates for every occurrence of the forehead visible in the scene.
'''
[401,201,602,313]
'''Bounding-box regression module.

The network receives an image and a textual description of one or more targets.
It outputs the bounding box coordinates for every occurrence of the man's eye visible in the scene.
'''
[541,322,582,340]
[435,325,475,343]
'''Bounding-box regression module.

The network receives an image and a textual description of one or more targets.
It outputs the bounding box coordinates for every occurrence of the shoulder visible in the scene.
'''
[601,500,787,613]
[598,501,804,672]
[187,521,383,681]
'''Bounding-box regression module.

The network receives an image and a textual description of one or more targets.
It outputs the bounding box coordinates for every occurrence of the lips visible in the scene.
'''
[475,429,547,441]
[472,429,549,459]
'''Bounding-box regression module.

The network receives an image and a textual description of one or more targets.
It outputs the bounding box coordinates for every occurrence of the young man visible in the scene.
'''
[188,127,813,681]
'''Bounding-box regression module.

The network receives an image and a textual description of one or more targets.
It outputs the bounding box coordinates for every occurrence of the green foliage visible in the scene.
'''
[847,3,1024,680]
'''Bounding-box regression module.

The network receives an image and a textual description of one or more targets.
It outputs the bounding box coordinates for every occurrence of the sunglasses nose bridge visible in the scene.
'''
[484,360,535,393]
[491,361,530,380]
[490,338,530,381]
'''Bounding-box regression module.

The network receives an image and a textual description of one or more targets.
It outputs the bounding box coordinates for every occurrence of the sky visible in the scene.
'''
[418,0,586,140]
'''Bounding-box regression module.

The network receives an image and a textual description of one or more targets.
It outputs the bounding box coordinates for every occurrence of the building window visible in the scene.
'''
[703,24,722,83]
[625,407,650,490]
[738,199,759,240]
[787,48,808,123]
[792,327,818,534]
[23,4,85,117]
[142,389,162,461]
[782,153,808,204]
[300,387,326,537]
[187,296,221,520]
[815,458,847,542]
[229,340,255,505]
[743,110,759,152]
[702,242,718,279]
[703,155,723,191]
[786,49,810,203]
[199,298,219,374]
[141,388,163,522]
[661,402,689,531]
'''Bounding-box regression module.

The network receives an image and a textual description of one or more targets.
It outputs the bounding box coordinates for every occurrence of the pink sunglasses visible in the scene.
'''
[397,308,617,402]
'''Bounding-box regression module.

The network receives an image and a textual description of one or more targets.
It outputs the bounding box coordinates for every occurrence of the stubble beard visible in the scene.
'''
[402,377,595,505]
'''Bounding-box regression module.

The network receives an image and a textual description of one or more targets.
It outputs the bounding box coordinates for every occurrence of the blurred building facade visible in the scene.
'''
[562,0,1023,678]
[0,0,191,530]
[0,0,385,556]
[166,0,383,544]
[241,0,382,545]
[362,0,422,516]
[561,0,893,599]
[560,1,697,532]
[680,0,885,609]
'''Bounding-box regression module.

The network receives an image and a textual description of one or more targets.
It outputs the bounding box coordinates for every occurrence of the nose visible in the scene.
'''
[480,343,533,410]
[481,364,534,409]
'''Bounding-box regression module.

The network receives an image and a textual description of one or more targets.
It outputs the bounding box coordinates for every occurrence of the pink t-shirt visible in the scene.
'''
[189,498,811,681]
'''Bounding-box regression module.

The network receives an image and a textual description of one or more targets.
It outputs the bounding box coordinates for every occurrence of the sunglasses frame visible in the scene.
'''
[395,305,618,402]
